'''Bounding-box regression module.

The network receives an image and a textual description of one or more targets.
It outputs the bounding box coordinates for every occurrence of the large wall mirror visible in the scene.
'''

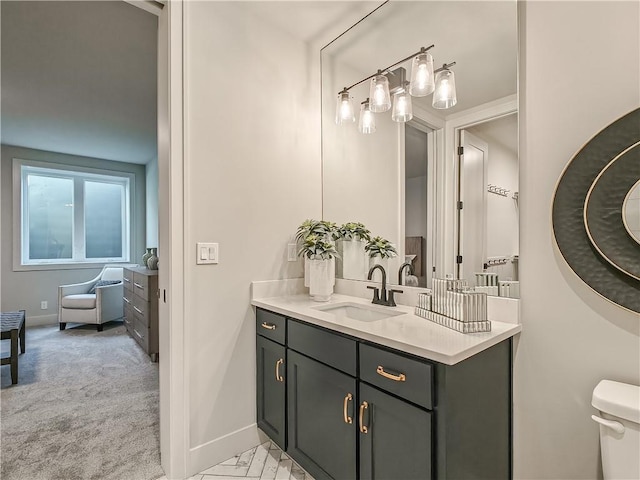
[321,1,519,297]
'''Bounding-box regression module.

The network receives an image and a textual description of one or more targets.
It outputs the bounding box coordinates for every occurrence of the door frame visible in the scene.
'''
[124,1,188,478]
[441,95,517,278]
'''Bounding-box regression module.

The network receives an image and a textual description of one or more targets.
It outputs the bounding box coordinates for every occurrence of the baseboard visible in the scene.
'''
[187,423,268,477]
[26,314,58,327]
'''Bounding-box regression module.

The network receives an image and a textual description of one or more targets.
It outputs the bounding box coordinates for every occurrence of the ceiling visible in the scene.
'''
[322,1,518,117]
[1,1,158,164]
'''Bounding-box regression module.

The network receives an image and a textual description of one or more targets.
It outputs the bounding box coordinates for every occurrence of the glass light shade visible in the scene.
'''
[335,91,355,124]
[358,101,376,134]
[369,74,391,112]
[391,90,413,122]
[409,52,435,97]
[432,69,457,109]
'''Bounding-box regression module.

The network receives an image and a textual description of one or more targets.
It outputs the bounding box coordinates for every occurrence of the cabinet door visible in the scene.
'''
[287,350,357,480]
[257,335,286,449]
[359,383,432,480]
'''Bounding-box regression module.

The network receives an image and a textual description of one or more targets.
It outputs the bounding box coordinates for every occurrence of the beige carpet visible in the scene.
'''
[1,322,164,480]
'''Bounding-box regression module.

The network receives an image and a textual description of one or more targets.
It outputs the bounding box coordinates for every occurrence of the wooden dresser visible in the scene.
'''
[123,266,159,362]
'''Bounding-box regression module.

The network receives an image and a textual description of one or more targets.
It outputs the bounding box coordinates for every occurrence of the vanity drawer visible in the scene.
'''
[132,272,151,301]
[359,343,433,410]
[288,319,356,376]
[256,308,286,345]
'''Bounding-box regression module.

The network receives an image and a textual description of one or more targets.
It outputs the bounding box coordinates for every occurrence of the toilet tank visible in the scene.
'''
[592,380,640,480]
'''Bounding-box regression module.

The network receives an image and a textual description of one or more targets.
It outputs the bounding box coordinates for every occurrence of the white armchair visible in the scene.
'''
[58,266,127,332]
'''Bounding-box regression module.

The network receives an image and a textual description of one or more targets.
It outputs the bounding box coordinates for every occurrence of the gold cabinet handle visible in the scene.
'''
[359,401,369,433]
[376,365,406,382]
[275,358,284,382]
[261,322,277,330]
[343,393,353,424]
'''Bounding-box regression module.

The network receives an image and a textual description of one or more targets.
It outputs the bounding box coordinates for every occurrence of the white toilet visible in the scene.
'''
[591,379,640,480]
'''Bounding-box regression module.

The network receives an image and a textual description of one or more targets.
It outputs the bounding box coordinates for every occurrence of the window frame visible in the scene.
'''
[13,158,134,271]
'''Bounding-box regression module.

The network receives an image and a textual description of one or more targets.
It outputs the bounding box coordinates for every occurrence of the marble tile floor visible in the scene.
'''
[157,440,314,480]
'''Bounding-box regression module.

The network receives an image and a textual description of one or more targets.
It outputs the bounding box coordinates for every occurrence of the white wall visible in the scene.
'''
[516,2,640,479]
[183,2,321,473]
[145,157,158,248]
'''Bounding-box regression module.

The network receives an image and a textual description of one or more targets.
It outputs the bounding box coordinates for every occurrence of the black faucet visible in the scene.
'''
[367,264,403,307]
[398,262,415,285]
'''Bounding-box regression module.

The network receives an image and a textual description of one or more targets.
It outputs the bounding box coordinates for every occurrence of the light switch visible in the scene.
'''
[196,242,219,264]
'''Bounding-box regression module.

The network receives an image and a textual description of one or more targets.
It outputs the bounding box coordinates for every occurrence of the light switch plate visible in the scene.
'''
[196,242,219,264]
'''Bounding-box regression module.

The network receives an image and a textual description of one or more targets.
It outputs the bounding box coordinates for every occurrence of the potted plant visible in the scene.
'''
[334,222,371,280]
[296,220,339,301]
[365,236,398,272]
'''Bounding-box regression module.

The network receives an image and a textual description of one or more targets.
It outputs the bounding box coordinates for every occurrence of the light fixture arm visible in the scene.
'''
[342,44,435,93]
[434,61,457,73]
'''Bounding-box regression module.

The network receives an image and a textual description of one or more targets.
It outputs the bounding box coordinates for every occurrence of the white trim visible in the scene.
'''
[188,424,268,478]
[25,314,58,327]
[157,1,188,478]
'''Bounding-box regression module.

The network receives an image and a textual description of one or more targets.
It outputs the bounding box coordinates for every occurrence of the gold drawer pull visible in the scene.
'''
[376,365,406,382]
[123,297,131,304]
[133,306,144,315]
[275,358,284,382]
[261,322,276,330]
[134,282,144,289]
[359,401,369,434]
[343,393,353,424]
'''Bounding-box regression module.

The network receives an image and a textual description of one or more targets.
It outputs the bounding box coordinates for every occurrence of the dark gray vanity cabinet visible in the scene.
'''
[359,382,432,480]
[255,307,512,480]
[256,311,287,450]
[287,350,357,480]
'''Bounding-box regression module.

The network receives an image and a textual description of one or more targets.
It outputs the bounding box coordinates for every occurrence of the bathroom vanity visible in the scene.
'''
[253,294,520,480]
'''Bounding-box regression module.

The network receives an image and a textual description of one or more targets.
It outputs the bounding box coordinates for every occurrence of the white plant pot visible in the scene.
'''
[369,256,389,277]
[341,239,367,281]
[308,258,335,302]
[304,256,310,287]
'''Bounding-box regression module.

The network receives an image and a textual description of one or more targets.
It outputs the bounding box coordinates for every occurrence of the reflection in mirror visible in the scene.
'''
[321,1,518,297]
[623,180,640,244]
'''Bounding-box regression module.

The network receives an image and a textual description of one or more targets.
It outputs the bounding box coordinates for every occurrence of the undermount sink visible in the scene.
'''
[314,302,404,322]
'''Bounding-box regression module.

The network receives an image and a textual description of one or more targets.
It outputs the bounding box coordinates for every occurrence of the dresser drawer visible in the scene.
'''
[123,269,134,291]
[131,317,149,353]
[123,304,134,332]
[359,343,433,409]
[256,308,286,345]
[123,288,134,309]
[132,272,151,301]
[132,295,151,327]
[288,319,356,376]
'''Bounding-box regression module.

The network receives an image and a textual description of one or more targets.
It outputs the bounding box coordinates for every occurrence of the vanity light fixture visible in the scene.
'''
[432,63,457,109]
[358,99,376,134]
[335,45,457,132]
[335,88,355,125]
[391,81,413,122]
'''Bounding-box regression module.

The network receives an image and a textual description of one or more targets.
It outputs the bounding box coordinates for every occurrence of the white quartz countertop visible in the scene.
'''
[251,294,521,366]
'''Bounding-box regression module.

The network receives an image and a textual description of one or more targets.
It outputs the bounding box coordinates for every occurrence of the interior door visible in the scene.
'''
[458,130,488,285]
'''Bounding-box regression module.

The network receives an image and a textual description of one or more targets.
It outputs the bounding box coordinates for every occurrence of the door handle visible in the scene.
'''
[591,415,625,434]
[343,393,353,424]
[359,401,369,434]
[376,365,406,382]
[275,358,284,382]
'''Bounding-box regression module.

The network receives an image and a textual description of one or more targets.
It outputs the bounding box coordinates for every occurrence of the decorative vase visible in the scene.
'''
[146,248,159,270]
[308,257,335,302]
[340,239,367,280]
[141,248,152,267]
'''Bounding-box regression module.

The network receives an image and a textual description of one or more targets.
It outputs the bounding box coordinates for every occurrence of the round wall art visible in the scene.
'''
[552,108,640,314]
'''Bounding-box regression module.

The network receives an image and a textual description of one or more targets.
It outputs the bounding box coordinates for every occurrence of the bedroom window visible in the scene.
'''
[16,160,132,267]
